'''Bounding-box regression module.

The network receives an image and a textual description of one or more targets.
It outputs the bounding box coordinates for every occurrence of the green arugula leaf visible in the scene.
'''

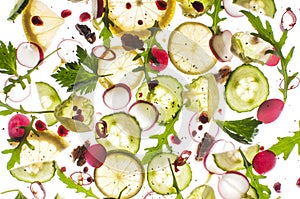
[215,117,262,144]
[98,0,114,47]
[168,158,183,199]
[142,108,181,164]
[242,10,296,102]
[240,149,271,199]
[207,0,226,34]
[55,162,100,199]
[1,189,27,199]
[52,46,109,94]
[269,130,300,160]
[2,116,38,170]
[0,41,18,76]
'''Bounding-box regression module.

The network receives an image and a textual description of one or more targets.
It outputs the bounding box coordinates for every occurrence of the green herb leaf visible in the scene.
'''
[55,162,100,199]
[1,189,27,199]
[207,0,226,34]
[98,0,114,48]
[215,117,262,144]
[269,130,300,160]
[142,109,181,164]
[168,158,183,199]
[0,41,18,76]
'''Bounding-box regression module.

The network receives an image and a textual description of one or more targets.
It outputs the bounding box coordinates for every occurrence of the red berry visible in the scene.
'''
[296,178,300,187]
[149,47,168,71]
[79,12,91,22]
[252,150,276,174]
[35,120,47,131]
[61,9,72,18]
[57,125,69,137]
[273,182,281,193]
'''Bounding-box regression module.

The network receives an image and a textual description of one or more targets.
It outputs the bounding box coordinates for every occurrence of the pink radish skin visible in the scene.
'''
[266,53,280,66]
[8,114,30,139]
[209,30,233,62]
[103,83,131,110]
[85,144,107,168]
[218,171,250,199]
[257,98,284,124]
[222,0,244,17]
[252,150,276,175]
[16,42,44,68]
[92,0,104,18]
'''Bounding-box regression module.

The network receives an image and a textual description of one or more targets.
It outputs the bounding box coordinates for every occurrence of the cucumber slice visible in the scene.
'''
[233,0,276,18]
[94,150,145,198]
[96,112,141,154]
[186,184,216,199]
[225,65,269,112]
[7,0,29,21]
[10,161,56,183]
[213,144,259,171]
[136,76,183,124]
[244,186,258,199]
[147,152,192,195]
[36,82,61,126]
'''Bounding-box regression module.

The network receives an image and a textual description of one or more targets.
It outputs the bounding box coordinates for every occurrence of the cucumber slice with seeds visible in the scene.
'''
[225,65,269,112]
[8,0,29,21]
[147,152,192,195]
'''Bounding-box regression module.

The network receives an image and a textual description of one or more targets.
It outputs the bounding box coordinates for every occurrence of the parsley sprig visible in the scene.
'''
[2,115,39,170]
[242,11,297,102]
[52,45,111,94]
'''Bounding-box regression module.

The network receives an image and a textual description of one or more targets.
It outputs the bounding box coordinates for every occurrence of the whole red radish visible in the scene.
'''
[252,150,276,174]
[85,144,107,168]
[8,114,30,139]
[149,47,168,71]
[257,98,284,123]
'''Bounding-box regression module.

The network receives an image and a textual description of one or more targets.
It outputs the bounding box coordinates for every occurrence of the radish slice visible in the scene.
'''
[92,45,116,60]
[203,139,235,174]
[223,0,244,17]
[209,30,233,62]
[257,98,284,124]
[57,39,82,63]
[16,42,44,68]
[188,112,220,143]
[103,83,131,110]
[4,76,31,102]
[128,100,159,131]
[92,0,104,19]
[218,171,250,199]
[280,7,297,31]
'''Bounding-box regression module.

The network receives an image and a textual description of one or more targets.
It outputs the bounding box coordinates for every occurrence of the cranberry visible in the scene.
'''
[199,112,209,124]
[192,1,204,12]
[57,125,69,137]
[126,2,132,9]
[60,166,67,172]
[35,120,47,131]
[31,16,43,26]
[137,19,143,25]
[273,182,281,193]
[79,12,91,22]
[296,178,300,187]
[155,0,167,10]
[61,9,72,18]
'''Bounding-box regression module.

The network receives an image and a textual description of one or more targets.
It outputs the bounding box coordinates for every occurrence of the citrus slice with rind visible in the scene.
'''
[186,184,216,199]
[22,0,64,51]
[107,0,176,35]
[94,150,145,198]
[168,22,217,75]
[98,46,144,89]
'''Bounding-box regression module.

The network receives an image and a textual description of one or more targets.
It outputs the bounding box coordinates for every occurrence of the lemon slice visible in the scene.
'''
[94,150,145,198]
[98,46,144,89]
[168,22,217,75]
[22,0,64,51]
[107,0,175,35]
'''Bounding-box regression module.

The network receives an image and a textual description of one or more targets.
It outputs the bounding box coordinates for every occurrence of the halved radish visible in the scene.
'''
[218,171,250,199]
[252,150,276,174]
[92,45,116,60]
[223,0,244,17]
[257,98,284,124]
[266,53,280,66]
[57,39,82,63]
[16,42,44,68]
[203,139,235,174]
[209,30,233,62]
[5,76,31,102]
[128,100,159,131]
[92,0,104,19]
[103,83,131,110]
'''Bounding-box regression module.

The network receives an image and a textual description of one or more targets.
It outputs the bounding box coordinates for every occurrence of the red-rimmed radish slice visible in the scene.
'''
[143,191,167,199]
[4,76,31,102]
[128,100,159,131]
[257,98,284,124]
[252,150,276,174]
[92,0,104,19]
[203,139,235,174]
[30,181,46,199]
[188,112,220,143]
[209,30,233,62]
[218,171,250,199]
[92,45,116,60]
[280,7,297,31]
[57,39,82,63]
[103,83,131,110]
[16,42,44,68]
[223,0,244,17]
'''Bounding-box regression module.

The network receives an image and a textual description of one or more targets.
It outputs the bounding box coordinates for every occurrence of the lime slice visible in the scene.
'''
[147,152,192,195]
[225,64,269,112]
[168,22,217,75]
[36,82,61,126]
[98,46,144,90]
[22,0,64,51]
[96,112,141,154]
[10,161,55,183]
[186,184,216,199]
[213,144,259,171]
[8,0,29,21]
[94,150,145,198]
